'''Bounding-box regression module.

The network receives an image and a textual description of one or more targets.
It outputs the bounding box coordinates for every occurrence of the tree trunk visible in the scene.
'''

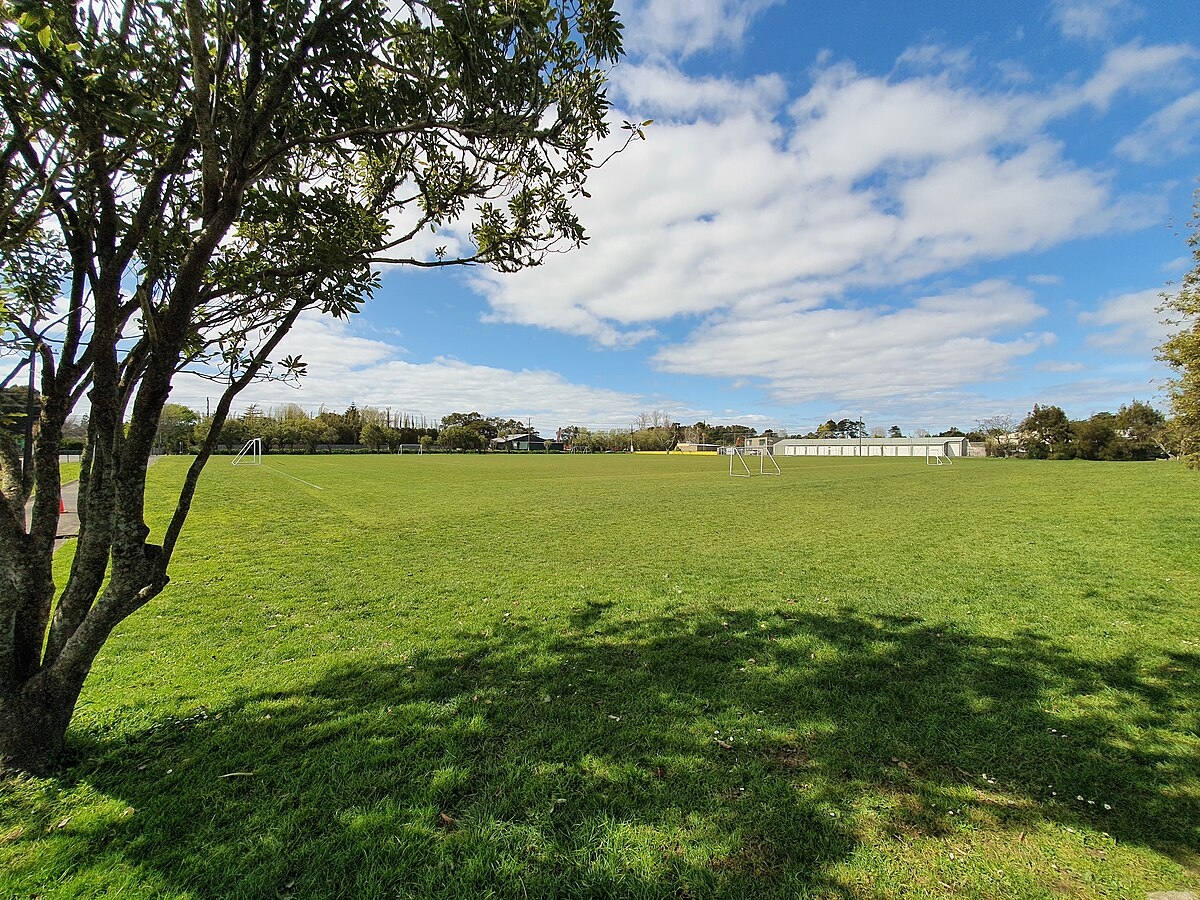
[0,670,83,776]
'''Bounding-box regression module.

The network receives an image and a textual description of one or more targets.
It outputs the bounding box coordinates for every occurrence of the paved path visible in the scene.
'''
[25,457,158,553]
[22,478,81,554]
[55,478,81,551]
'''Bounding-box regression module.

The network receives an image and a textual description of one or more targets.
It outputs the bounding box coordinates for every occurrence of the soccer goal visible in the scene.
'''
[728,441,781,477]
[232,437,262,466]
[925,445,953,466]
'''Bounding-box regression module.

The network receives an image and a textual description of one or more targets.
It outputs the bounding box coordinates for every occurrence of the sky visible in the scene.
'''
[174,0,1200,436]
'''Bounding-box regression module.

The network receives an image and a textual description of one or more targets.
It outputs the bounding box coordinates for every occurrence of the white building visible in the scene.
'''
[771,437,970,458]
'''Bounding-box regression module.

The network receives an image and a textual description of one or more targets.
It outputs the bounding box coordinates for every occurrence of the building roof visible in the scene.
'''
[491,432,543,444]
[773,436,968,447]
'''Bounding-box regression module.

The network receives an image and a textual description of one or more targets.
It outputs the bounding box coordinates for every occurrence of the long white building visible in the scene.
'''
[771,437,970,457]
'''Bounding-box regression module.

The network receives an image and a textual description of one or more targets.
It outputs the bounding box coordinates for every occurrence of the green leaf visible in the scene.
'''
[37,24,51,49]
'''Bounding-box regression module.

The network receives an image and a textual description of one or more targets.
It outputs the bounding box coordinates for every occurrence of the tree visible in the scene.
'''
[441,411,500,442]
[813,418,866,440]
[1115,401,1166,461]
[1018,404,1070,458]
[359,422,388,452]
[154,404,200,454]
[0,0,633,773]
[439,425,486,452]
[1069,413,1119,460]
[887,425,903,438]
[707,423,756,445]
[1158,191,1200,467]
[975,415,1018,457]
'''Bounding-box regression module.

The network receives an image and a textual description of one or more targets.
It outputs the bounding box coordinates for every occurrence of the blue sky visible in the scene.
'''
[177,0,1200,435]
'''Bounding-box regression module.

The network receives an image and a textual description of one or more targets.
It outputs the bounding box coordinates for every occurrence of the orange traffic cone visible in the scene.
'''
[59,493,65,513]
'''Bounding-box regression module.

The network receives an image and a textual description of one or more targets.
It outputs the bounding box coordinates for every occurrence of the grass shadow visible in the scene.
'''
[8,604,1200,897]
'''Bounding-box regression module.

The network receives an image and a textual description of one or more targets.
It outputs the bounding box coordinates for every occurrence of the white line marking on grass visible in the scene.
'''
[263,464,324,490]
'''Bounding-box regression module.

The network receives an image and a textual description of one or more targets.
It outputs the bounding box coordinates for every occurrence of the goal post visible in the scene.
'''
[925,444,953,466]
[232,437,262,466]
[728,440,781,477]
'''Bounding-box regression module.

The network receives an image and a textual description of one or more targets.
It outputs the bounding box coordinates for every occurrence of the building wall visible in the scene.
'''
[774,437,969,458]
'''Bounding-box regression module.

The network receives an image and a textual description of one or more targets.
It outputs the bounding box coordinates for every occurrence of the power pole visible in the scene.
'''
[22,346,36,495]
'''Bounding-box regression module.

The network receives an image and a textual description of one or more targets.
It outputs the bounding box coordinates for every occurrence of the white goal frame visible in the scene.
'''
[925,445,953,466]
[232,437,262,466]
[729,442,781,477]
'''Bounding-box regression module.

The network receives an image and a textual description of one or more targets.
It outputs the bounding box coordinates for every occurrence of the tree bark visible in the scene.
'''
[0,669,84,775]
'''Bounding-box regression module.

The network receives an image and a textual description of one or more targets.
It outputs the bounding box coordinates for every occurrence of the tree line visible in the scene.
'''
[123,405,780,454]
[34,397,1178,461]
[974,401,1172,460]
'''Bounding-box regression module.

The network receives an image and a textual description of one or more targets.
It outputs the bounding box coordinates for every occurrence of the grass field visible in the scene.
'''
[3,453,1198,898]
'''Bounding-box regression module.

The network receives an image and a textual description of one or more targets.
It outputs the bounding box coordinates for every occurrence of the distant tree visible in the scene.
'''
[841,419,867,438]
[343,404,363,441]
[154,404,200,454]
[493,418,527,439]
[218,418,249,452]
[976,415,1018,457]
[440,425,486,452]
[1069,413,1120,460]
[631,428,672,451]
[812,418,864,439]
[295,419,324,455]
[1019,404,1071,458]
[707,424,757,445]
[360,422,388,453]
[0,385,31,439]
[442,412,500,442]
[887,425,903,438]
[1158,197,1200,466]
[935,427,966,438]
[1115,401,1167,460]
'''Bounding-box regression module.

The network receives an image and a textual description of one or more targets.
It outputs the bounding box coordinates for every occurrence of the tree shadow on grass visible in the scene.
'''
[13,604,1200,898]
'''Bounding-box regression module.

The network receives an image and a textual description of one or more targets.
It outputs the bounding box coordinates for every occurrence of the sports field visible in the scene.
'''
[3,454,1198,898]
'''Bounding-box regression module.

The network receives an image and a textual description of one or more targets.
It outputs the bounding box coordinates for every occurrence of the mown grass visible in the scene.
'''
[3,454,1198,898]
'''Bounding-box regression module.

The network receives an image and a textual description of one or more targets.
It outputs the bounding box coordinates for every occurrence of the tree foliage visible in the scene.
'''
[439,424,487,451]
[1158,189,1200,467]
[0,0,633,773]
[1018,404,1070,458]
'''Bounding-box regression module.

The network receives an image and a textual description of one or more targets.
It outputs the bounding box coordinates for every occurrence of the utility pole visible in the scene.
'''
[22,346,36,495]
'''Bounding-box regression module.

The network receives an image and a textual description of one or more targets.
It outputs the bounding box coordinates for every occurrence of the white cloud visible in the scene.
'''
[621,0,782,60]
[610,63,787,121]
[1079,288,1171,351]
[1036,360,1088,373]
[1116,89,1200,162]
[889,141,1124,274]
[476,46,1167,352]
[170,313,647,428]
[423,35,1190,419]
[1050,0,1141,42]
[787,62,1017,183]
[1073,41,1196,112]
[895,44,974,76]
[653,281,1049,405]
[1026,41,1198,129]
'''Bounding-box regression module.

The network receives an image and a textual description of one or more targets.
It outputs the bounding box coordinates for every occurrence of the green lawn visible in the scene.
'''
[4,453,1198,898]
